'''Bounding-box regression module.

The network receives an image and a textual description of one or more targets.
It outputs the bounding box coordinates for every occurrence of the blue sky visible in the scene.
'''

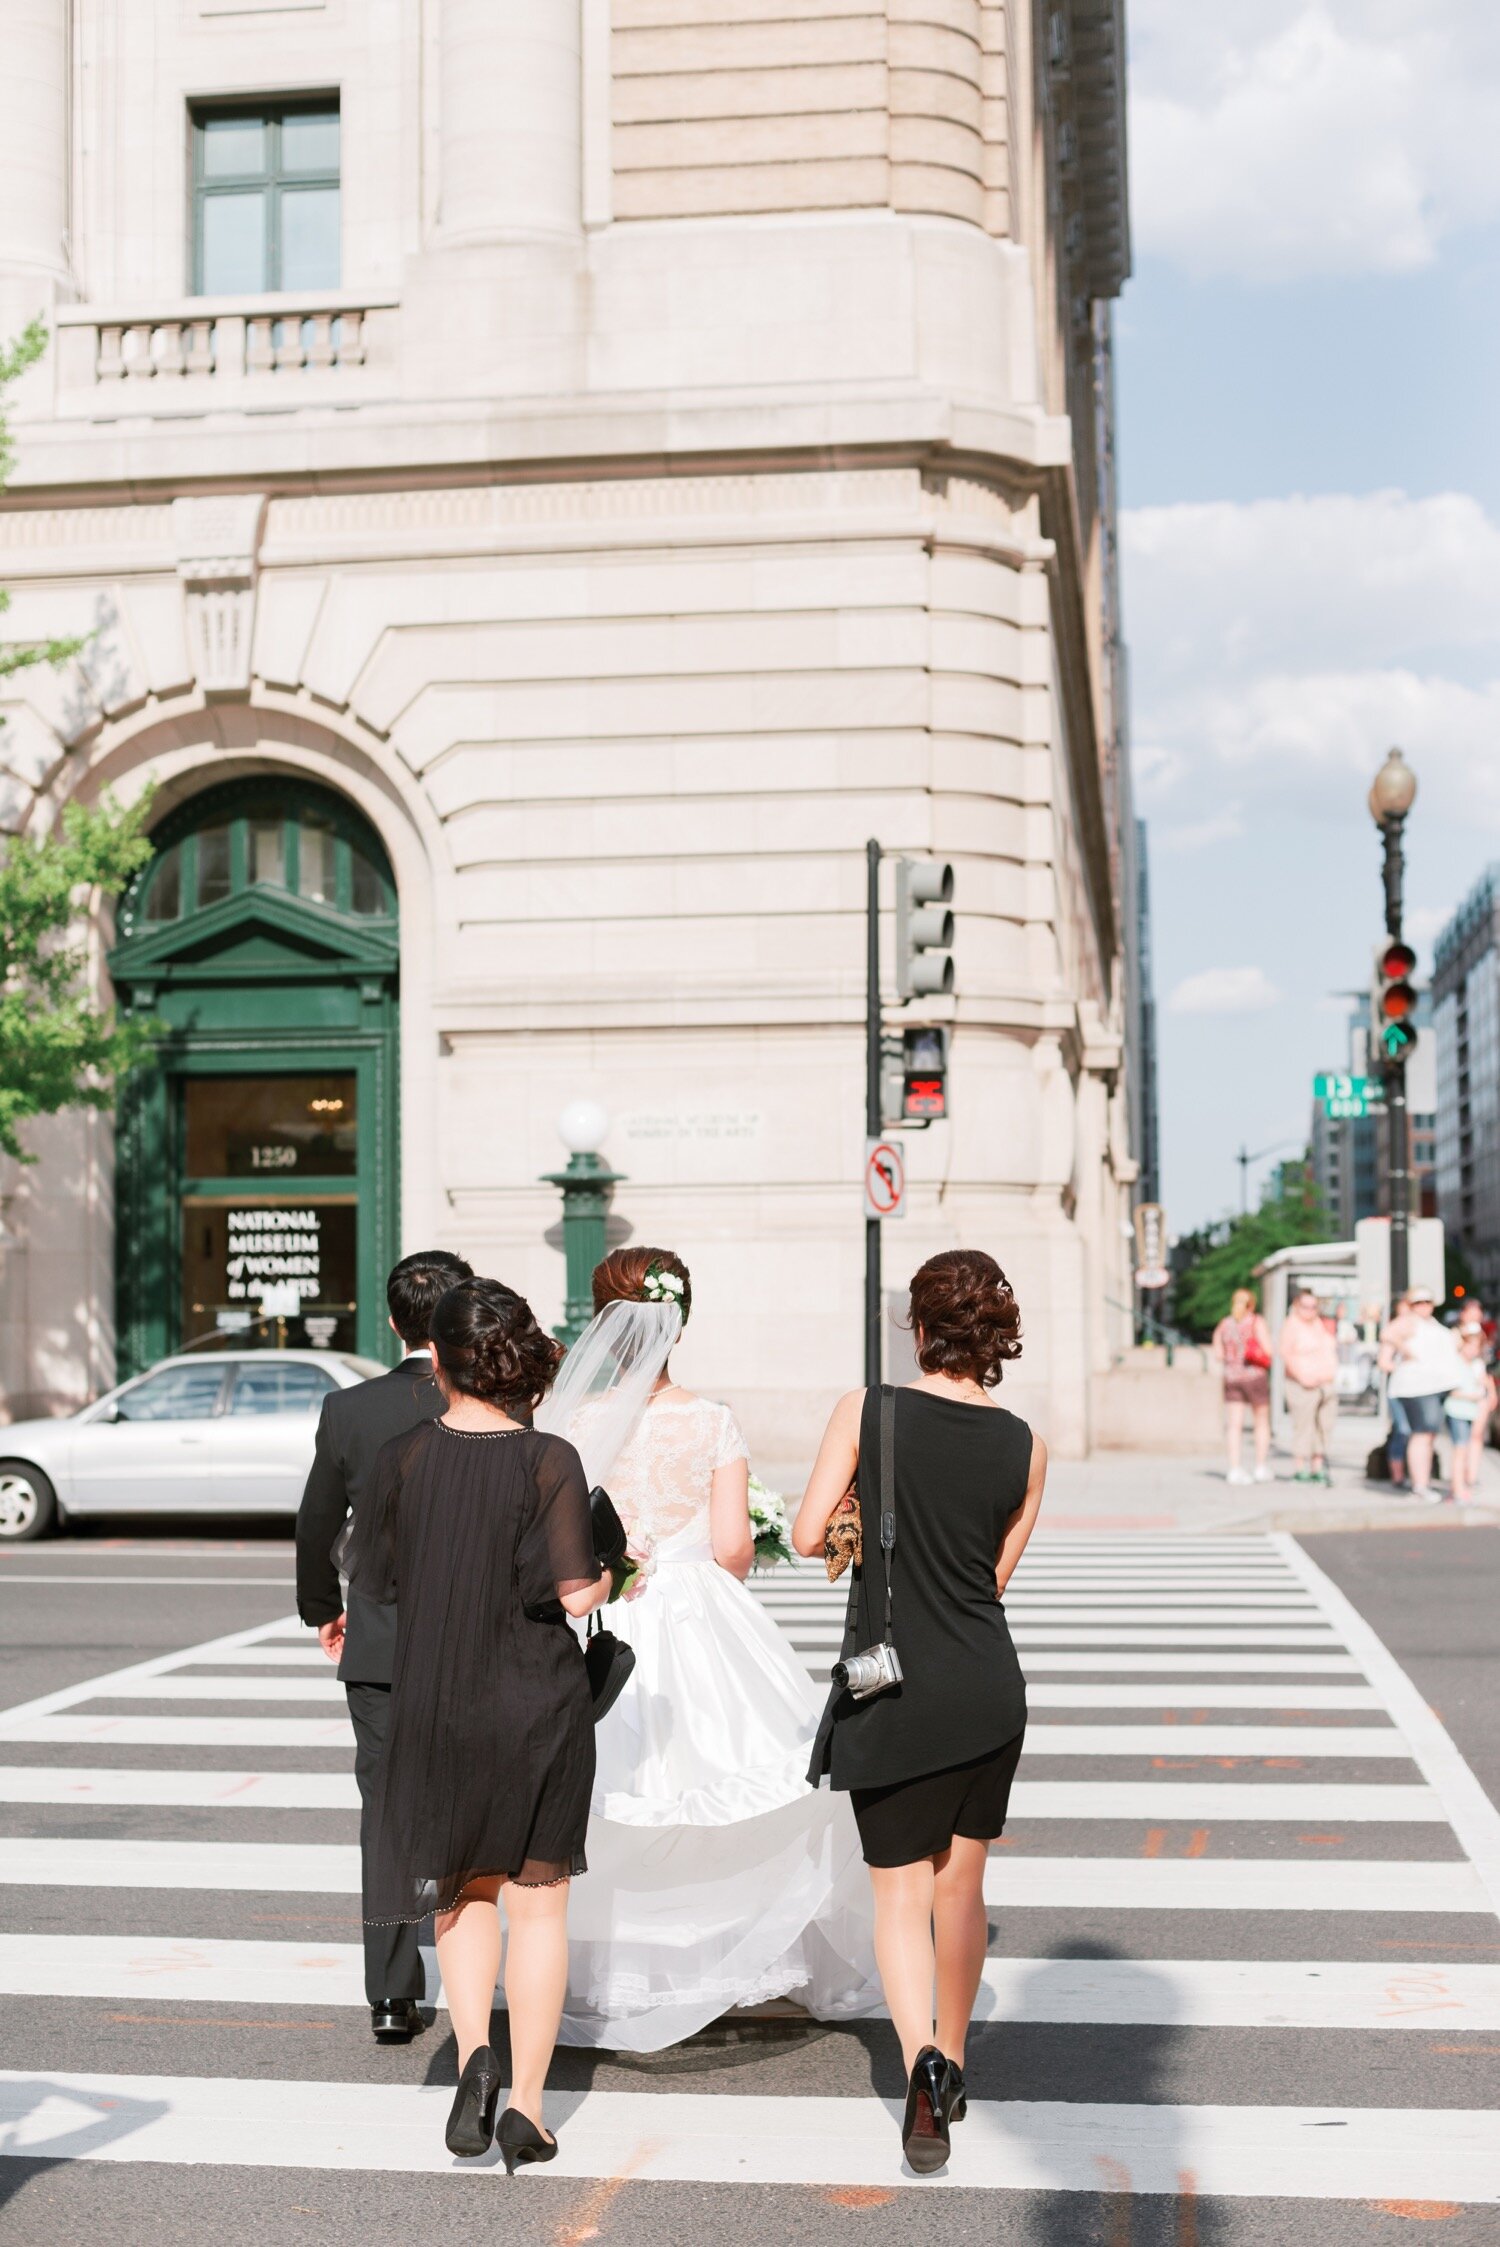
[1116,0,1500,1230]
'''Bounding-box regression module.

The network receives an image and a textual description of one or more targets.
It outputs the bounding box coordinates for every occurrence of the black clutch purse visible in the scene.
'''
[589,1485,629,1572]
[584,1485,635,1721]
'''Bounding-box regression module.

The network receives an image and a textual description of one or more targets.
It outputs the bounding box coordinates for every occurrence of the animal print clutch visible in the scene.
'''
[823,1483,861,1582]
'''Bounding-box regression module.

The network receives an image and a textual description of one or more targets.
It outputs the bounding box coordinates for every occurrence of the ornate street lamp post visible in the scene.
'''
[1368,749,1418,1298]
[541,1100,624,1347]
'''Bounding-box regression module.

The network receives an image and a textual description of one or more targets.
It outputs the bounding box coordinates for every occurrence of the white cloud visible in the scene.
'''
[1169,967,1282,1015]
[1130,2,1500,280]
[1123,491,1500,680]
[1124,490,1500,836]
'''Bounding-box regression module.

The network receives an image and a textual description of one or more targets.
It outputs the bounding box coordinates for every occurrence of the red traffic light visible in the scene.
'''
[1379,940,1416,982]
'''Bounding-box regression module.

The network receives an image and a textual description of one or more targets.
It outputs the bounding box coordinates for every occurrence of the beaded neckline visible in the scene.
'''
[436,1420,527,1439]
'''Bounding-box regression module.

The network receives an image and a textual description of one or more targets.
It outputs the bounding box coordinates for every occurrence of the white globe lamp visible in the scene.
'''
[557,1098,609,1156]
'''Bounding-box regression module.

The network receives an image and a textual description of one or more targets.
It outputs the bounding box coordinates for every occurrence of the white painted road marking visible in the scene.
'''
[0,2074,1496,2199]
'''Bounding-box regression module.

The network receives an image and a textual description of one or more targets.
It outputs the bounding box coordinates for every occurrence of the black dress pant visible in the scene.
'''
[345,1681,424,2007]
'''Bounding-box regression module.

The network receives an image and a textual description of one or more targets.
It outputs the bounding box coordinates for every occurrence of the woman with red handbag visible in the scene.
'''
[1212,1286,1275,1486]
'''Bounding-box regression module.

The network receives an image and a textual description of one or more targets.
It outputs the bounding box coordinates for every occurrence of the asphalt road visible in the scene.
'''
[0,1523,1496,2245]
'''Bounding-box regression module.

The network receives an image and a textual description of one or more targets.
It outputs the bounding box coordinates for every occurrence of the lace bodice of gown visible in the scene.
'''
[604,1390,748,1552]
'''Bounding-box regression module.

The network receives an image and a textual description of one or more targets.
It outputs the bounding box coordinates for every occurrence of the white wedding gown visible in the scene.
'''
[558,1390,879,2050]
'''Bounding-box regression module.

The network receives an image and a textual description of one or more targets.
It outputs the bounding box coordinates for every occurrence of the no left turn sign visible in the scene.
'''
[864,1136,907,1221]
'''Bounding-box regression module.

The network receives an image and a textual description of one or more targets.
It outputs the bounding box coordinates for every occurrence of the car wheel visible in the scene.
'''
[0,1461,57,1542]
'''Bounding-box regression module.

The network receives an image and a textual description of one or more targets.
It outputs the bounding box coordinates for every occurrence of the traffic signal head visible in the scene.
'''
[901,1026,949,1122]
[1373,939,1419,1066]
[896,859,955,1000]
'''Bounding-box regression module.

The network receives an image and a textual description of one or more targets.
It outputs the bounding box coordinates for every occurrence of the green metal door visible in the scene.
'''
[109,779,400,1376]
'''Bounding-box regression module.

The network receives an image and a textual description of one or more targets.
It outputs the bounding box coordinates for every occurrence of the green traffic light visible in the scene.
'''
[1380,1019,1417,1062]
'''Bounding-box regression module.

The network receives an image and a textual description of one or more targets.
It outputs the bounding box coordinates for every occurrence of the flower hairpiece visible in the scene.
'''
[642,1262,686,1313]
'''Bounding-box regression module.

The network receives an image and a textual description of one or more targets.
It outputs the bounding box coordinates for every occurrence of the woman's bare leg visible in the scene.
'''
[869,1860,938,2072]
[932,1837,990,2069]
[434,1878,502,2068]
[501,1877,571,2131]
[1225,1399,1245,1475]
[1252,1403,1272,1469]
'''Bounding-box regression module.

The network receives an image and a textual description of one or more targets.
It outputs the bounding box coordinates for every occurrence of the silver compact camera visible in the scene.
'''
[832,1640,904,1702]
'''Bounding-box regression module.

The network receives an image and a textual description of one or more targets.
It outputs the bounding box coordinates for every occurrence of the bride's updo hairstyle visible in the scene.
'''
[430,1277,563,1410]
[591,1245,692,1326]
[908,1249,1022,1388]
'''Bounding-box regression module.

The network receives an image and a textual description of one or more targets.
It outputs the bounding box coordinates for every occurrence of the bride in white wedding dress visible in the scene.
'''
[534,1246,878,2051]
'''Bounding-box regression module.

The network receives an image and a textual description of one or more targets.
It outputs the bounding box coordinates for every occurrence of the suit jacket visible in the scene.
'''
[295,1354,443,1685]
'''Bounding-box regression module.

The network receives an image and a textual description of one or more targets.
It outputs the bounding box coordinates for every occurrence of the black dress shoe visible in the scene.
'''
[498,2107,559,2176]
[445,2047,502,2158]
[371,1998,424,2043]
[901,2045,952,2175]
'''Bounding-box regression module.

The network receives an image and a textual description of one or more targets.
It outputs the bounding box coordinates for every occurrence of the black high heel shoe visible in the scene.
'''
[498,2107,559,2175]
[901,2046,952,2175]
[946,2060,968,2123]
[445,2047,502,2158]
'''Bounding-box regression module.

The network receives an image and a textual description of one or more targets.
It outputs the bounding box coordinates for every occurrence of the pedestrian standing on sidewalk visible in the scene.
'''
[1212,1287,1274,1486]
[1443,1329,1495,1504]
[1377,1293,1414,1486]
[1280,1289,1339,1485]
[295,1247,473,2045]
[1384,1287,1462,1503]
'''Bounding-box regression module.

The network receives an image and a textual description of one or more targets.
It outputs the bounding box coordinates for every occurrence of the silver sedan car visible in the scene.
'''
[0,1349,387,1541]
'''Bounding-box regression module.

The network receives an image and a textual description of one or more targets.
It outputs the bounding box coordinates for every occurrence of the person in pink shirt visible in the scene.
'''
[1280,1288,1340,1485]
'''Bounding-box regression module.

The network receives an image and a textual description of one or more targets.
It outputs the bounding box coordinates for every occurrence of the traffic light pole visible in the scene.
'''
[865,837,883,1386]
[1381,810,1410,1298]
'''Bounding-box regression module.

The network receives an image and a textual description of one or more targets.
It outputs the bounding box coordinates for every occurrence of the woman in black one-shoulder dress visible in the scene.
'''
[795,1249,1045,2176]
[354,1279,608,2167]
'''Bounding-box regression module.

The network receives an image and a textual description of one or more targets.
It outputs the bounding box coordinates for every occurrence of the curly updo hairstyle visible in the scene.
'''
[908,1249,1022,1388]
[429,1277,563,1411]
[591,1245,692,1326]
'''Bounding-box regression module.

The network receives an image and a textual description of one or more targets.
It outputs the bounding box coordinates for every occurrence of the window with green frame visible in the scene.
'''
[191,100,340,296]
[132,784,394,930]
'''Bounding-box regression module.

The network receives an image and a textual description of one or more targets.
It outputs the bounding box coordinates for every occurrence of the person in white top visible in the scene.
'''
[1382,1287,1463,1502]
[534,1246,878,2050]
[1443,1329,1496,1504]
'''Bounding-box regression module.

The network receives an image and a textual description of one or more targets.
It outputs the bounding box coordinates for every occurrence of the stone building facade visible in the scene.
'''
[0,0,1138,1463]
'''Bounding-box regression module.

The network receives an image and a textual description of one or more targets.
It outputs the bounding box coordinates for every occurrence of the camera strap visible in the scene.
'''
[878,1381,896,1646]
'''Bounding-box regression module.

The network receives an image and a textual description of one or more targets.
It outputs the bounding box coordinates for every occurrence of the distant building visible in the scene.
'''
[1434,870,1500,1295]
[1128,817,1161,1207]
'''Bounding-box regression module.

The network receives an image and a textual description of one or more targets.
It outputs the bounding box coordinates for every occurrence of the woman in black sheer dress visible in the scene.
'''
[795,1249,1046,2177]
[355,1279,608,2165]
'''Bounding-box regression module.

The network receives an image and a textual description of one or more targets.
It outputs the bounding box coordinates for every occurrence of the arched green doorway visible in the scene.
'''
[109,777,399,1376]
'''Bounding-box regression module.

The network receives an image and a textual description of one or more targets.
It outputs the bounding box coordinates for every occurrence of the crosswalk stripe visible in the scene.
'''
[71,1677,347,1703]
[984,1857,1491,1912]
[0,2073,1495,2198]
[0,1766,1444,1821]
[1017,1725,1412,1757]
[1019,1652,1364,1673]
[0,1715,354,1748]
[1010,1628,1343,1646]
[181,1648,332,1667]
[3,1837,1482,1911]
[3,1935,1494,2031]
[1025,1684,1383,1708]
[0,1768,359,1809]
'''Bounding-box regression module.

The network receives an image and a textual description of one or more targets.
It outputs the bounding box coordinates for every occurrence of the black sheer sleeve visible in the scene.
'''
[346,1421,432,1607]
[518,1433,602,1607]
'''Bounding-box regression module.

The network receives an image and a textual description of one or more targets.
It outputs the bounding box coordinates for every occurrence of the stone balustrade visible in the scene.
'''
[53,294,397,411]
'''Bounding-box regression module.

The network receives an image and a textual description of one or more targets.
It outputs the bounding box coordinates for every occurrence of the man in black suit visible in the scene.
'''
[295,1248,472,2042]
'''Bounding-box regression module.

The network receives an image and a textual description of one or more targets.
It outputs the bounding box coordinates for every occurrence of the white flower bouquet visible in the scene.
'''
[748,1474,794,1571]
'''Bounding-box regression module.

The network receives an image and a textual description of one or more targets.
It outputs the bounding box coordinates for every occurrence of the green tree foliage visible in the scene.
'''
[0,795,156,1160]
[1171,1164,1329,1339]
[0,321,150,1159]
[0,321,86,684]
